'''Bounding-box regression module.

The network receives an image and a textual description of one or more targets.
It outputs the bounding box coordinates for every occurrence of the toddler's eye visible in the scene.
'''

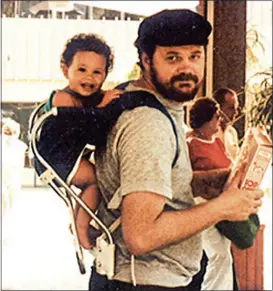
[94,70,102,75]
[78,68,86,72]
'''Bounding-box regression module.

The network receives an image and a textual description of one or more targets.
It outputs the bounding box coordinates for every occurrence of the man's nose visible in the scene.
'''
[177,59,192,72]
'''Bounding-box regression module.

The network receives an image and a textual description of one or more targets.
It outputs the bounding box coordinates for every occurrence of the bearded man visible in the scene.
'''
[89,9,263,291]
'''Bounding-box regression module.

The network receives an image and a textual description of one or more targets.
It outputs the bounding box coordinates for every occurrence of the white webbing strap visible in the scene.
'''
[98,216,137,285]
[110,217,137,286]
[131,254,137,286]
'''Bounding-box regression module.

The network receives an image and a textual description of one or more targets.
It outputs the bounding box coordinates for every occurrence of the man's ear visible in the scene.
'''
[141,52,151,72]
[61,64,68,78]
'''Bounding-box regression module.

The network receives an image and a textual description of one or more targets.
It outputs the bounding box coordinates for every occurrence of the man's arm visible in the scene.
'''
[114,107,262,256]
[122,182,263,256]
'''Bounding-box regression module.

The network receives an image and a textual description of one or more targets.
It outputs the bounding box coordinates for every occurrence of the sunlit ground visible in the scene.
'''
[2,183,93,290]
[1,167,272,290]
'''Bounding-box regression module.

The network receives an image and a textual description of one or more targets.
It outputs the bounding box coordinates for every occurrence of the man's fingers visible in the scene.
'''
[228,169,243,188]
[254,189,264,199]
[228,158,249,189]
[252,205,261,214]
[254,200,262,208]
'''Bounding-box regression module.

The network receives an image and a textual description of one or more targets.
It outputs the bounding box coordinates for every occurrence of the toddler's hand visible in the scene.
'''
[97,89,123,108]
[68,222,93,249]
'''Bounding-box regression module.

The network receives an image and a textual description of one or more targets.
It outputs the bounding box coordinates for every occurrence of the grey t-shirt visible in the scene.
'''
[94,85,202,287]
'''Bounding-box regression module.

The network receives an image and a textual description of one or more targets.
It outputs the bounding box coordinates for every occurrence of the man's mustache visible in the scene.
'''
[171,73,199,84]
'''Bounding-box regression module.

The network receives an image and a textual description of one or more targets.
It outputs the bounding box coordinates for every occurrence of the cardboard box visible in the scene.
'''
[225,127,272,190]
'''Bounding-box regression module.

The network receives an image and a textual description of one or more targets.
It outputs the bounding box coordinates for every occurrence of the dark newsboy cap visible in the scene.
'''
[135,9,212,48]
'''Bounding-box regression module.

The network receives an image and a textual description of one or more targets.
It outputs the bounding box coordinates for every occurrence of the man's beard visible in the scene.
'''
[150,64,200,103]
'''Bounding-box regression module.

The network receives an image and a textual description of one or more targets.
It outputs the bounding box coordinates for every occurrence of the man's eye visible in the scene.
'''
[190,55,201,60]
[78,68,86,72]
[166,55,180,61]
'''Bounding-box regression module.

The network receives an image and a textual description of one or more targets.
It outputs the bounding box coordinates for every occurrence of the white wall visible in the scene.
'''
[2,17,141,102]
[246,1,272,76]
[247,5,272,291]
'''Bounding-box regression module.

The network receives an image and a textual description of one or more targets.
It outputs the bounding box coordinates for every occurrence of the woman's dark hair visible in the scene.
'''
[61,33,114,74]
[189,97,219,129]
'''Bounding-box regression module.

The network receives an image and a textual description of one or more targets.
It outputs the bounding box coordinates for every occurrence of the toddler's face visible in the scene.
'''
[63,51,107,96]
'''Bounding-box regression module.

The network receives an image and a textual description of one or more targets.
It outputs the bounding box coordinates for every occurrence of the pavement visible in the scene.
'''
[1,173,272,290]
[2,185,93,290]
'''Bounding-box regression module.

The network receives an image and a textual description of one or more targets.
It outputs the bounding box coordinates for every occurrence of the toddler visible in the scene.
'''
[41,33,122,249]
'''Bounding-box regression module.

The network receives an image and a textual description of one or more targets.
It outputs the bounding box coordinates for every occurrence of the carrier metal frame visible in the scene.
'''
[28,103,115,276]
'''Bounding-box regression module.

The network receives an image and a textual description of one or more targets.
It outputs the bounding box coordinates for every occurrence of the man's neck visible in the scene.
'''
[221,121,227,131]
[131,77,185,111]
[132,76,156,92]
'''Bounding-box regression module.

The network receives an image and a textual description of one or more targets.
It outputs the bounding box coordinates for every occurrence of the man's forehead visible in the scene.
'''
[156,45,205,54]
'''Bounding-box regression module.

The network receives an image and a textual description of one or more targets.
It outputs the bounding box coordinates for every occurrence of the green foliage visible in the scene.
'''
[2,0,15,17]
[244,24,272,140]
[246,24,265,73]
[244,68,272,140]
[127,63,141,81]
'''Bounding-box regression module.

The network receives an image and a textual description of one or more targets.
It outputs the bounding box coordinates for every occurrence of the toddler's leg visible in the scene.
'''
[72,159,101,249]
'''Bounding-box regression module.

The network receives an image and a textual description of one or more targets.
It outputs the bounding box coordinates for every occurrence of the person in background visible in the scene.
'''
[186,97,232,171]
[213,87,240,161]
[186,97,236,290]
[2,118,27,220]
[88,9,263,291]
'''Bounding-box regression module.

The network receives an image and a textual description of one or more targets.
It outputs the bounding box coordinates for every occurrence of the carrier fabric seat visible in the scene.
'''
[34,91,178,181]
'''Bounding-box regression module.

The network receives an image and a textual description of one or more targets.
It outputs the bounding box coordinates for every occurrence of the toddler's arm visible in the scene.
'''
[97,89,123,108]
[52,90,80,107]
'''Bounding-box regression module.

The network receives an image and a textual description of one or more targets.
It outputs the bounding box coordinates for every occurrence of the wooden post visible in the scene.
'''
[232,225,265,290]
[211,0,247,139]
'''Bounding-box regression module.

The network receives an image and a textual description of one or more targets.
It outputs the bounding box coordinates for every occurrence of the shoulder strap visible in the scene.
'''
[62,87,103,107]
[104,90,179,168]
[62,87,82,98]
[52,90,179,167]
[115,81,132,90]
[43,90,56,112]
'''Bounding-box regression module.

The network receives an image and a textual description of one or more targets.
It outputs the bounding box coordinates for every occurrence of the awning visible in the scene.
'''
[72,1,197,16]
[29,1,81,15]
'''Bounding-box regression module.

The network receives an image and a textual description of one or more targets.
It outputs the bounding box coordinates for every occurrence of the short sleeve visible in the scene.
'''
[114,107,177,200]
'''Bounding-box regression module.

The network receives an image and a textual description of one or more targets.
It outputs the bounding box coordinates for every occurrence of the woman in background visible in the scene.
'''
[187,97,235,290]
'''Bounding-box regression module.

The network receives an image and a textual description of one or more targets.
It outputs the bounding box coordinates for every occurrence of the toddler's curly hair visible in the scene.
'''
[61,33,114,74]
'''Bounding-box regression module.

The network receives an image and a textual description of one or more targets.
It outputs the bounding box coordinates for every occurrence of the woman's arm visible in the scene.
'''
[191,168,231,198]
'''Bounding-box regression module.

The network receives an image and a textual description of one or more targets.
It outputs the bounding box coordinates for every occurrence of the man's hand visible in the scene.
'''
[213,171,264,221]
[191,168,231,199]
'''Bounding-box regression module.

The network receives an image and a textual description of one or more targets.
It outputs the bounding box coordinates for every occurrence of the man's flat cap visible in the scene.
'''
[135,9,212,47]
